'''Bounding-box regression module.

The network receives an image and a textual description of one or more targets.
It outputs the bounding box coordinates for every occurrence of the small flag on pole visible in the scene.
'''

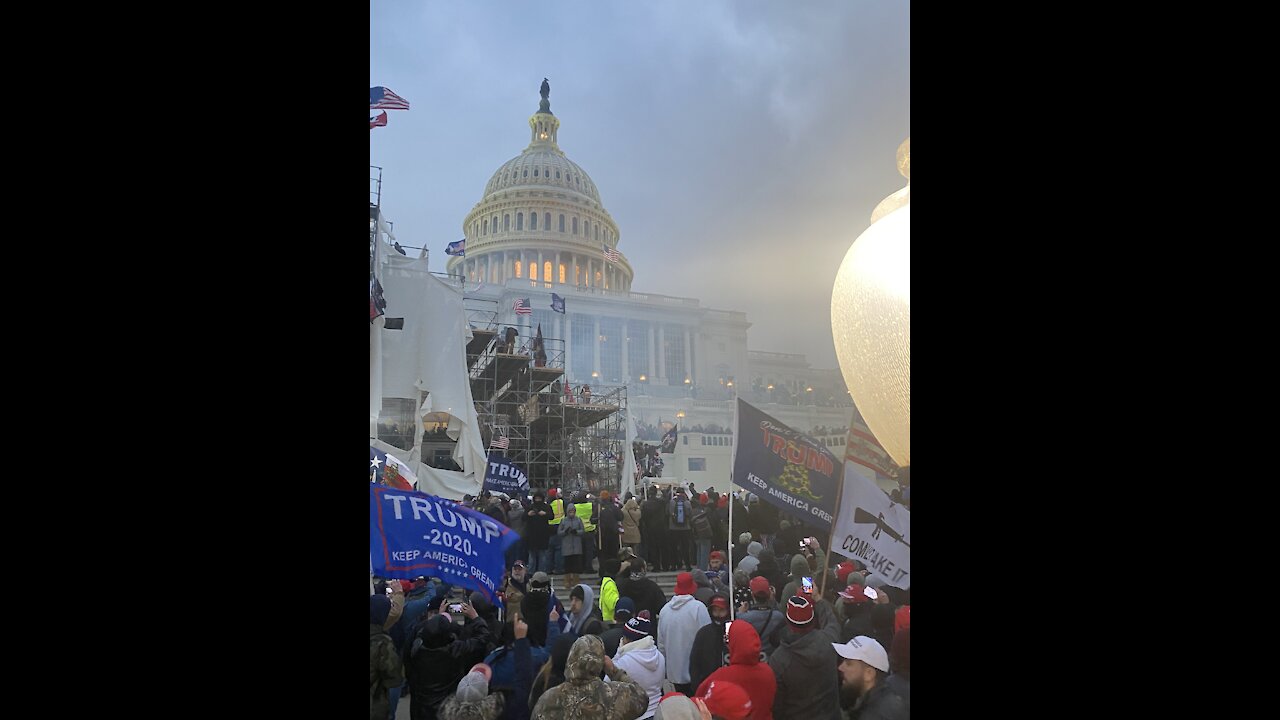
[514,298,533,315]
[551,292,566,314]
[446,239,466,256]
[370,277,387,322]
[491,435,510,450]
[370,111,388,130]
[370,86,410,110]
[603,244,620,263]
[533,323,547,366]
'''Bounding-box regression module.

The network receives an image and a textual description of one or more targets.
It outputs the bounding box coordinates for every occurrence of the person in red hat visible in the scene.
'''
[737,577,785,656]
[657,572,712,695]
[767,596,841,720]
[699,680,753,720]
[688,593,732,695]
[836,582,876,642]
[705,550,729,585]
[697,620,776,720]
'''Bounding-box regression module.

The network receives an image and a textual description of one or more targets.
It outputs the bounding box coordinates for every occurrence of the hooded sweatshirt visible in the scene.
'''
[767,622,842,720]
[566,584,599,636]
[736,542,763,576]
[697,620,776,720]
[780,554,813,603]
[622,497,643,544]
[608,635,667,719]
[691,569,715,605]
[687,612,729,695]
[656,594,712,684]
[530,635,649,720]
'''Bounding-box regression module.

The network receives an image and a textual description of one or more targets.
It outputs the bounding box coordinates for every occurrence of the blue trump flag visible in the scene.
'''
[484,452,529,496]
[731,398,840,531]
[550,292,565,314]
[369,484,517,606]
[446,239,465,257]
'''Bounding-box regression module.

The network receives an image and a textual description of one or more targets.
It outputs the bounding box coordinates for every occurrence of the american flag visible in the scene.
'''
[513,298,532,315]
[370,86,410,110]
[491,435,509,450]
[603,244,619,263]
[370,111,388,130]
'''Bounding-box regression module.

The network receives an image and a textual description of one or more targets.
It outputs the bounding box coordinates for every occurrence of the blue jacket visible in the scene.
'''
[484,620,560,690]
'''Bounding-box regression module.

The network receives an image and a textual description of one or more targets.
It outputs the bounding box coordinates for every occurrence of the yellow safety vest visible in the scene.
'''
[575,502,596,533]
[549,498,565,525]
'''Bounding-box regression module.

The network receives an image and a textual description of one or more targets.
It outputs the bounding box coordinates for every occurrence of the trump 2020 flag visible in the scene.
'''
[731,398,840,531]
[370,485,517,606]
[370,445,416,491]
[484,452,529,496]
[446,239,466,257]
[550,293,565,314]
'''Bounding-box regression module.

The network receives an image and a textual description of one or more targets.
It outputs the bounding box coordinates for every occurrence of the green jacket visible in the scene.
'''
[600,576,619,623]
[370,624,404,720]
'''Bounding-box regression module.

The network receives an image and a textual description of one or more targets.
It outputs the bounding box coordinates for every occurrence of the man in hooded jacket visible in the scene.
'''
[407,602,495,720]
[530,634,649,720]
[697,619,776,720]
[608,614,666,719]
[565,583,601,637]
[371,595,405,720]
[657,572,712,694]
[617,558,667,636]
[686,594,732,695]
[768,596,842,720]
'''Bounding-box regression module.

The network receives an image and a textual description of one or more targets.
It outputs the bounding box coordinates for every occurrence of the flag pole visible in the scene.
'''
[819,422,855,600]
[727,395,739,620]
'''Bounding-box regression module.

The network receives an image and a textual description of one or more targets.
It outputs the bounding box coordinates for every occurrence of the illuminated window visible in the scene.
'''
[559,214,565,232]
[559,263,567,283]
[543,261,552,283]
[515,261,522,279]
[516,213,524,230]
[529,262,538,281]
[595,270,602,286]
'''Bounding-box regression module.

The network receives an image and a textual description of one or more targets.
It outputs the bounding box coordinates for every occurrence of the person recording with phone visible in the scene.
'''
[406,597,495,720]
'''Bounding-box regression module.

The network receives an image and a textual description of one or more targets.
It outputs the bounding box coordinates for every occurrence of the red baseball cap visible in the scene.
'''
[749,576,771,596]
[701,680,752,720]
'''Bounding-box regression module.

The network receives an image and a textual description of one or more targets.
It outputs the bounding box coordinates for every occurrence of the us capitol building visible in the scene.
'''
[430,81,897,490]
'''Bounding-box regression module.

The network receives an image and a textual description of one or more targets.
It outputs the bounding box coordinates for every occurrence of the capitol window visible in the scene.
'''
[515,261,522,279]
[556,170,561,179]
[559,214,566,232]
[559,263,567,283]
[544,212,551,230]
[504,215,510,231]
[544,261,552,284]
[573,217,579,235]
[523,169,528,177]
[529,262,538,281]
[517,213,523,230]
[530,213,538,230]
[483,219,488,235]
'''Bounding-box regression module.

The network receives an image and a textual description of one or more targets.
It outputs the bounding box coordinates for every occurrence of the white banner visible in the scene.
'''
[831,461,911,589]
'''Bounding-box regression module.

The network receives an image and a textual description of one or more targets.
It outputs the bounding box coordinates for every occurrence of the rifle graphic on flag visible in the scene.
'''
[852,507,911,548]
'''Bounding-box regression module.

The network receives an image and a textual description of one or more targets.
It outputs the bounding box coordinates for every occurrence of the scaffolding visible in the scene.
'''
[459,295,627,494]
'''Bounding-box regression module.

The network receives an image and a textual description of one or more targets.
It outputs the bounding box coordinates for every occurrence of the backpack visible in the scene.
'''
[675,498,686,525]
[692,511,711,539]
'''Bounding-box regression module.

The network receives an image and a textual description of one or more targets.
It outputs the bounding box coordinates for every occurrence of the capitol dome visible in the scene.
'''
[449,82,632,293]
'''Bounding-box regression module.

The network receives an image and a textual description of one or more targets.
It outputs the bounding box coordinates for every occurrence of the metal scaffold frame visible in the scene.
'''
[459,294,627,494]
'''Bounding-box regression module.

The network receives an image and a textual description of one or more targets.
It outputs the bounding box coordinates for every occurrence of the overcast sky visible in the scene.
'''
[371,0,909,369]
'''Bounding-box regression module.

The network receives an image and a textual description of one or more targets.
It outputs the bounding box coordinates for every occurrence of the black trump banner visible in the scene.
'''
[731,398,839,530]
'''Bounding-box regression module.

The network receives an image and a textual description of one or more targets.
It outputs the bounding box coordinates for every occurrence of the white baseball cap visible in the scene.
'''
[832,635,889,672]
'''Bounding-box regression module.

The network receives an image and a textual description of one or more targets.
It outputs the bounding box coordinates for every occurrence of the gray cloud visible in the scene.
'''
[371,0,909,368]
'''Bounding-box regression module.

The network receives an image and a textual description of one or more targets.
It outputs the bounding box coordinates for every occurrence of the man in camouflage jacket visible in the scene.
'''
[530,634,648,720]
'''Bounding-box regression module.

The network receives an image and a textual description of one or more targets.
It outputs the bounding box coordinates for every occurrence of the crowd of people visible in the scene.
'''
[372,484,910,719]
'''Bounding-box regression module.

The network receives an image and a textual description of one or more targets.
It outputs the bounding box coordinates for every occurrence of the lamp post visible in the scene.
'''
[830,138,910,467]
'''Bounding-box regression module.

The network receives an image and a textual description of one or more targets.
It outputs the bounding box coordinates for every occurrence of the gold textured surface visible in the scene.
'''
[831,204,910,466]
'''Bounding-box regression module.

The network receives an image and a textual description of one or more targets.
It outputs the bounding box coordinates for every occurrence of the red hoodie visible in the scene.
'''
[696,619,776,720]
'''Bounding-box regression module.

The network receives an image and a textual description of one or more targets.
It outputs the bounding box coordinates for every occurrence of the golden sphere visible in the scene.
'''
[831,204,910,467]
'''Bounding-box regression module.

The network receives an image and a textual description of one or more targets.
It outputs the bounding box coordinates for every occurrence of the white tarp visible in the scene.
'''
[371,438,480,499]
[622,407,639,498]
[830,461,911,589]
[378,254,485,495]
